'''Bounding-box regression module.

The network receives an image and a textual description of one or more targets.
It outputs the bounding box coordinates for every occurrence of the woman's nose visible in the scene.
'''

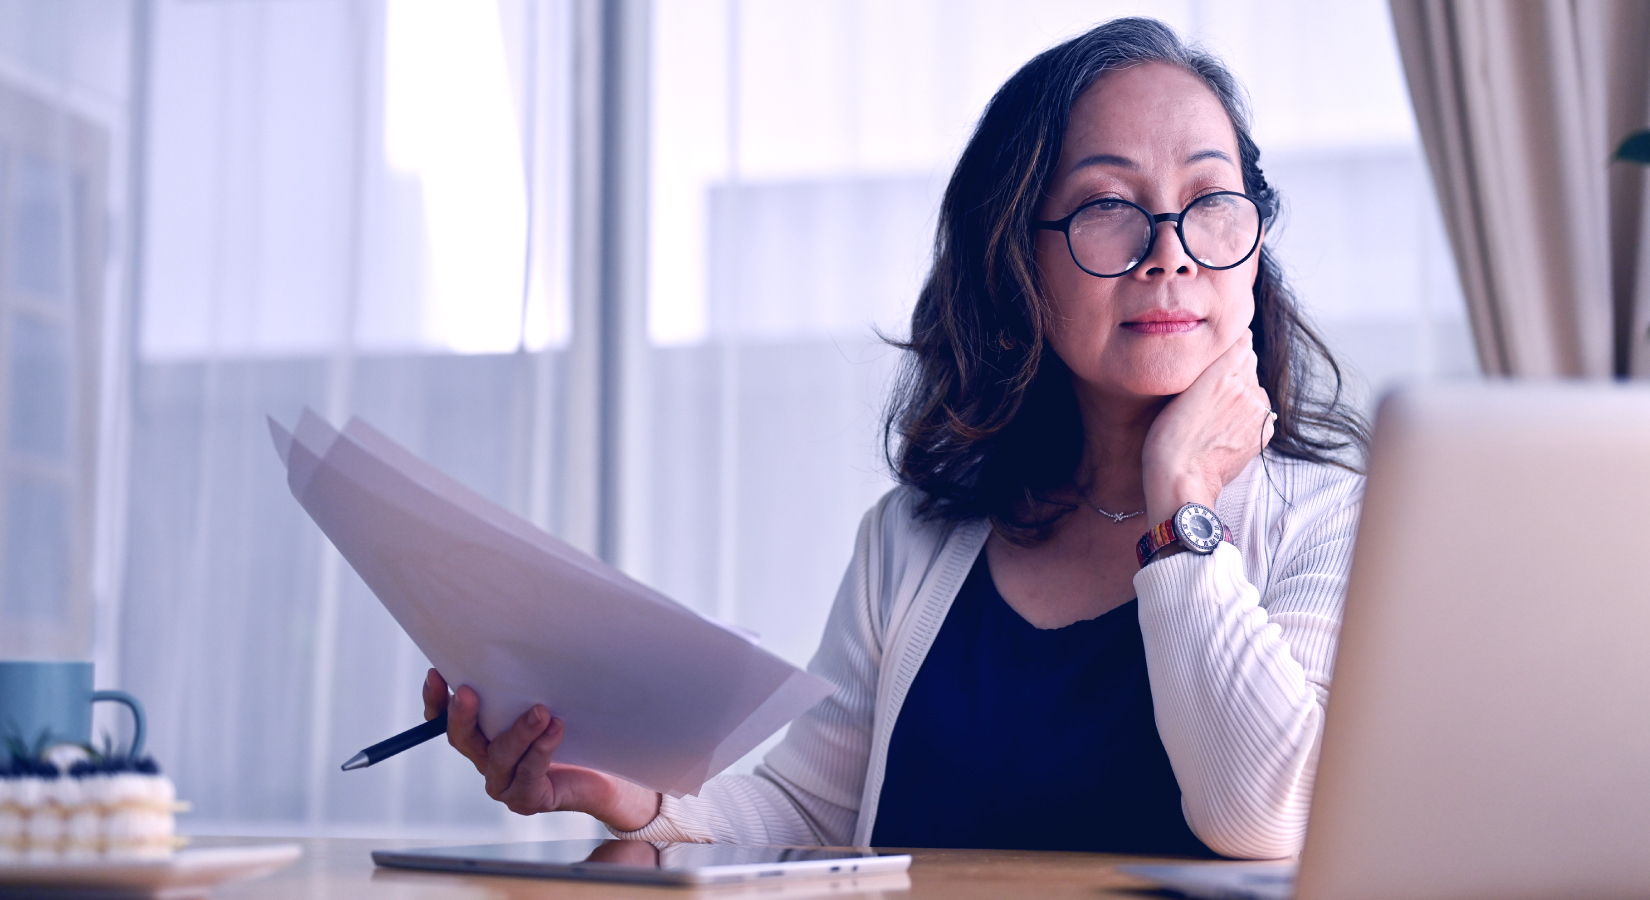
[1133,220,1197,279]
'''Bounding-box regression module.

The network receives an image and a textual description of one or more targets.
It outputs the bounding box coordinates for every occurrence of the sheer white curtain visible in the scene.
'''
[111,0,608,839]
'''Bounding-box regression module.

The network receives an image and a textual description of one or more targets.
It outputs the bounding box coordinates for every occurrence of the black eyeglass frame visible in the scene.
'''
[1035,191,1275,278]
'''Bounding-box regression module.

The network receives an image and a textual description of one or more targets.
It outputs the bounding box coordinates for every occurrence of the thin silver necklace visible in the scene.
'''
[1079,490,1145,524]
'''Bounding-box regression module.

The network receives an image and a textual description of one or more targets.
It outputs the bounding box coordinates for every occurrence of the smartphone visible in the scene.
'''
[372,839,912,886]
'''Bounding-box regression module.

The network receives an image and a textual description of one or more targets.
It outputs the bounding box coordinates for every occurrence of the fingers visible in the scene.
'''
[497,718,566,815]
[1193,340,1260,413]
[446,686,492,773]
[483,705,554,801]
[1191,329,1258,392]
[1232,329,1260,383]
[441,688,568,817]
[423,669,449,721]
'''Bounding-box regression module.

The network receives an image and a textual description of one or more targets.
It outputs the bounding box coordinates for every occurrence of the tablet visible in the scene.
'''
[371,839,912,886]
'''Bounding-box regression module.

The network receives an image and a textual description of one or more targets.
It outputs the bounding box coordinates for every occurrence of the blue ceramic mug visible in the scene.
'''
[0,661,145,761]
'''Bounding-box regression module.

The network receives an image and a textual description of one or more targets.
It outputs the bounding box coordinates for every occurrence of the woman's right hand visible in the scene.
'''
[422,669,662,832]
[1141,328,1274,525]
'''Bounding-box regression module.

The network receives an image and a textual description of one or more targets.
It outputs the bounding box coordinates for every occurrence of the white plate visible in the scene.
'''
[0,844,302,899]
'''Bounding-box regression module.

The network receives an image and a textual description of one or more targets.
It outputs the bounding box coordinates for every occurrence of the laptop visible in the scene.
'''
[1124,382,1650,900]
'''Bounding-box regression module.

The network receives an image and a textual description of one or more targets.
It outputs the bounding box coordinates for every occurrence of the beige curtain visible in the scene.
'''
[1389,0,1650,377]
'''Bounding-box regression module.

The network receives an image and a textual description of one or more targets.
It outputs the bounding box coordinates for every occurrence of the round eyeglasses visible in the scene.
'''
[1035,191,1273,278]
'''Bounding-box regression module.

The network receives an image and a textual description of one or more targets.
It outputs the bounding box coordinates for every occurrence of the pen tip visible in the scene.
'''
[341,752,371,772]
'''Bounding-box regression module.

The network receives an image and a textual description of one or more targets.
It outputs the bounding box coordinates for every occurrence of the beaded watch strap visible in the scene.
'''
[1135,516,1234,568]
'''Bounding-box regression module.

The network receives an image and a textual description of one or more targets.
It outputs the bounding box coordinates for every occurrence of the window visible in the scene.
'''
[0,69,110,663]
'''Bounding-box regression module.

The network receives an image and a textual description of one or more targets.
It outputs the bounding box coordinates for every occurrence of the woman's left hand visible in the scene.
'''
[1141,328,1275,524]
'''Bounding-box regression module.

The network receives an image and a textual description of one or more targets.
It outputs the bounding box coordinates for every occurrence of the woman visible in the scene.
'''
[423,17,1365,859]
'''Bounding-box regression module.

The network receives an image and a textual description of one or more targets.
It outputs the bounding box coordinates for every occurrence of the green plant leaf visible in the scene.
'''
[1616,129,1650,164]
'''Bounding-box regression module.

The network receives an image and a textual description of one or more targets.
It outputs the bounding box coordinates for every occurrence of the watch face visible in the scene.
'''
[1174,504,1223,554]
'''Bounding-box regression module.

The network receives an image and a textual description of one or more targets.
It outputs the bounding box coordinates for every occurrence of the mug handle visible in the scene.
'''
[91,691,146,759]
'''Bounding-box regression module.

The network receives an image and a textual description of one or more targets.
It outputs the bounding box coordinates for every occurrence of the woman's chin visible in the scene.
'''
[1130,377,1199,398]
[1078,361,1205,400]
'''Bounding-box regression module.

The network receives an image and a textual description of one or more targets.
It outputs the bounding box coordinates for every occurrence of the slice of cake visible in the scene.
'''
[0,747,185,861]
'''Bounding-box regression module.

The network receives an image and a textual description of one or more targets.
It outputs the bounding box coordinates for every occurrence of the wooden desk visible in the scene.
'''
[199,836,1182,899]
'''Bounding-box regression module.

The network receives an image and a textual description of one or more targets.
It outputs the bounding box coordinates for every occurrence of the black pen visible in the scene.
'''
[341,712,448,771]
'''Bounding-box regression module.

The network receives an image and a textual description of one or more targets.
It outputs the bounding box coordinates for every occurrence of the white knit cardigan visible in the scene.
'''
[615,453,1363,859]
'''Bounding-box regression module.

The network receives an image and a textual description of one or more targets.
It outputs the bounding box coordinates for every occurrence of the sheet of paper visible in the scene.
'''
[269,410,832,797]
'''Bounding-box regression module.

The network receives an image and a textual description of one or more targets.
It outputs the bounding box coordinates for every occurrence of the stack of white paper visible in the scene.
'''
[268,410,833,798]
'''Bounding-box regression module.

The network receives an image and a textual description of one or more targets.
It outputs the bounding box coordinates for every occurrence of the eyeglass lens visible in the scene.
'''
[1067,193,1260,277]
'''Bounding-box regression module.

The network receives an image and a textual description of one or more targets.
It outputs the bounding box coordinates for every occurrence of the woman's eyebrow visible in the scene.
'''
[1068,153,1137,173]
[1185,149,1232,165]
[1067,148,1232,174]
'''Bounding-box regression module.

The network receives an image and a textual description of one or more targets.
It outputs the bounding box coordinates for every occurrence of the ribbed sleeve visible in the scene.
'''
[1133,456,1362,858]
[613,764,854,845]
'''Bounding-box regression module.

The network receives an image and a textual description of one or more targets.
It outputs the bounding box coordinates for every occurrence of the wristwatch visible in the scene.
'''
[1135,503,1232,567]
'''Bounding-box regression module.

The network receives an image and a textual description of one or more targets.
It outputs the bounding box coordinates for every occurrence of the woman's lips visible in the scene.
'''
[1122,316,1202,334]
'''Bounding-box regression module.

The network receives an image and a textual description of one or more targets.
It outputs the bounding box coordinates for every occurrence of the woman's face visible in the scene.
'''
[1035,62,1260,403]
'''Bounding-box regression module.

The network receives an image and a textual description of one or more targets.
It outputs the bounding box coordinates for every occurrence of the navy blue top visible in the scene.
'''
[870,553,1214,855]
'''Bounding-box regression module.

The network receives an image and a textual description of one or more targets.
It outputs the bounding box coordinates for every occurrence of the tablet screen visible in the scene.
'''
[402,839,882,869]
[373,839,906,885]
